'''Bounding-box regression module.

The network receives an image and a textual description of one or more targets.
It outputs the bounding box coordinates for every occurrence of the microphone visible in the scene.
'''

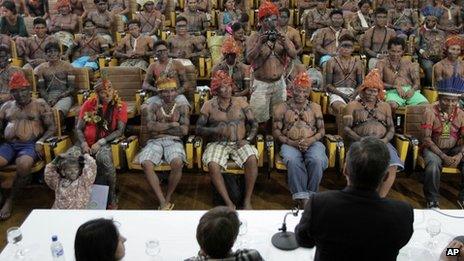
[271,207,300,250]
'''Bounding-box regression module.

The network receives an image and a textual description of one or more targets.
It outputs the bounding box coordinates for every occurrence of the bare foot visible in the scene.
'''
[0,198,12,220]
[242,201,253,210]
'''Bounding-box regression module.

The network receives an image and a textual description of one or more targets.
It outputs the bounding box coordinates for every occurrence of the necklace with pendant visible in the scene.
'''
[161,102,177,118]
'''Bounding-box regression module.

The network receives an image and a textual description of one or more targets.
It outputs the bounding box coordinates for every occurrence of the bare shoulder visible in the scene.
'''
[378,101,392,112]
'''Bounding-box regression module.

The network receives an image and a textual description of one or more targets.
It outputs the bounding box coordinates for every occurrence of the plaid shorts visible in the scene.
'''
[138,137,186,165]
[202,142,258,170]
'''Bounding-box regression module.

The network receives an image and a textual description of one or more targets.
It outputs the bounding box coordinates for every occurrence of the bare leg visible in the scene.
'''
[331,101,345,115]
[141,160,166,207]
[165,158,183,204]
[208,162,235,209]
[243,156,258,210]
[378,166,397,198]
[0,156,34,220]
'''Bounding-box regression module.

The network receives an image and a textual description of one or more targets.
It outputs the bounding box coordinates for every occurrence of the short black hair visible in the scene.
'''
[339,34,356,44]
[388,37,406,50]
[33,17,47,27]
[75,218,119,261]
[358,0,371,8]
[83,19,95,26]
[2,1,17,15]
[196,207,240,259]
[375,7,388,16]
[231,22,243,32]
[45,42,60,53]
[0,44,10,54]
[127,19,140,27]
[346,137,390,190]
[239,13,249,23]
[330,9,344,18]
[175,16,188,24]
[94,0,108,4]
[279,8,290,17]
[153,40,168,50]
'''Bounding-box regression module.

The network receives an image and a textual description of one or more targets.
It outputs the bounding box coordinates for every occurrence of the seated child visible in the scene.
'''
[44,153,97,209]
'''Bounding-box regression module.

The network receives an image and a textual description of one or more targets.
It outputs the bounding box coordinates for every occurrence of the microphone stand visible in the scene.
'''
[271,208,300,250]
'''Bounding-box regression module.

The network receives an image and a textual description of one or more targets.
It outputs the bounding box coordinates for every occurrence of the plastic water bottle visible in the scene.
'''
[50,235,66,260]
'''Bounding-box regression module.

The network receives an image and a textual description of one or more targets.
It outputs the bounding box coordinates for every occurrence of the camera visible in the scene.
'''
[266,30,278,42]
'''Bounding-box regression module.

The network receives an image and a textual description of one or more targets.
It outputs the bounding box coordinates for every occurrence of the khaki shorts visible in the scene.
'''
[202,142,258,170]
[138,137,186,165]
[250,77,286,123]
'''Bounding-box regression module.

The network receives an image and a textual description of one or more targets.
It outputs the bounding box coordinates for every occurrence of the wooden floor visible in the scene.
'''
[0,168,462,250]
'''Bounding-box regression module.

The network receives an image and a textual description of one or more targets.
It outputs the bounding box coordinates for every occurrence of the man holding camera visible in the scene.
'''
[246,1,297,125]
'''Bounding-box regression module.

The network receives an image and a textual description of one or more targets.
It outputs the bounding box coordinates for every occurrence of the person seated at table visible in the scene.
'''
[273,72,328,209]
[74,79,128,209]
[196,71,259,210]
[302,0,331,40]
[135,0,165,40]
[421,76,464,209]
[114,20,154,71]
[218,0,240,35]
[212,37,251,97]
[375,37,428,112]
[0,1,28,38]
[48,0,79,50]
[142,40,191,106]
[313,9,352,67]
[325,34,364,115]
[167,16,207,61]
[387,0,419,38]
[180,0,209,36]
[440,236,464,261]
[139,78,189,211]
[0,71,55,220]
[434,36,464,83]
[18,18,59,70]
[343,69,404,198]
[85,0,115,44]
[350,0,373,40]
[69,19,110,71]
[362,7,396,70]
[186,206,264,261]
[295,137,414,260]
[75,218,126,261]
[416,5,446,86]
[0,45,22,106]
[44,153,97,209]
[34,42,76,121]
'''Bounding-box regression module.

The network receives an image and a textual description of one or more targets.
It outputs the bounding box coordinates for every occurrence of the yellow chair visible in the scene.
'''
[195,135,266,174]
[10,40,23,67]
[66,68,93,118]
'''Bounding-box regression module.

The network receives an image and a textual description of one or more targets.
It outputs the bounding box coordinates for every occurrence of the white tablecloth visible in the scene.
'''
[0,209,463,261]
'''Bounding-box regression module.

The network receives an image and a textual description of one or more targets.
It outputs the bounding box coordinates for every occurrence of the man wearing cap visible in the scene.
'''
[421,76,464,209]
[196,70,259,210]
[212,37,251,97]
[0,71,55,219]
[74,79,127,209]
[34,42,75,121]
[246,1,297,125]
[343,69,404,198]
[0,45,22,106]
[180,0,209,36]
[85,0,115,44]
[48,0,79,50]
[273,72,328,209]
[139,78,189,210]
[416,5,446,86]
[434,35,464,83]
[136,0,165,40]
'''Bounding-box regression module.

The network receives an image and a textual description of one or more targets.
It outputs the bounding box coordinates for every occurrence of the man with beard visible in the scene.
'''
[139,78,189,210]
[343,69,404,197]
[180,0,209,36]
[273,72,328,209]
[196,70,259,210]
[34,42,75,120]
[212,37,251,97]
[434,36,464,83]
[0,45,21,106]
[246,1,296,124]
[0,71,55,219]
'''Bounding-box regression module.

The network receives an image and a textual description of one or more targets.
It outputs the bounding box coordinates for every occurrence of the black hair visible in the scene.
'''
[45,42,60,53]
[33,17,47,27]
[0,44,11,54]
[175,16,188,24]
[83,19,95,26]
[375,7,388,16]
[153,40,168,50]
[93,0,108,4]
[55,155,85,178]
[231,22,243,32]
[196,207,240,259]
[388,36,406,50]
[239,13,249,23]
[346,137,390,191]
[127,19,141,28]
[358,0,371,8]
[2,1,17,15]
[330,9,343,18]
[75,219,119,261]
[279,8,290,17]
[339,34,356,44]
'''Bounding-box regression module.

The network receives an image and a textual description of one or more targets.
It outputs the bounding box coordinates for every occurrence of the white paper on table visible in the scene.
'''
[87,184,109,209]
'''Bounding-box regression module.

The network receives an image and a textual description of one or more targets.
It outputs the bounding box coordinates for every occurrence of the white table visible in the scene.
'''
[0,209,463,261]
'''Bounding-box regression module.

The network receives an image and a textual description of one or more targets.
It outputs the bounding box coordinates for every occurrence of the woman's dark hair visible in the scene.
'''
[45,42,61,53]
[358,0,371,8]
[75,218,119,261]
[33,17,47,27]
[387,37,406,50]
[2,1,17,15]
[196,207,240,259]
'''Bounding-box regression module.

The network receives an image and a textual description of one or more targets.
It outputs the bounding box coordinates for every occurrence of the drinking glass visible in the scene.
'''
[146,239,162,260]
[6,227,27,259]
[425,219,441,249]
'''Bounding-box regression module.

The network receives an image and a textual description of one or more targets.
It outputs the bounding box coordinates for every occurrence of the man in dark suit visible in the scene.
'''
[295,137,414,261]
